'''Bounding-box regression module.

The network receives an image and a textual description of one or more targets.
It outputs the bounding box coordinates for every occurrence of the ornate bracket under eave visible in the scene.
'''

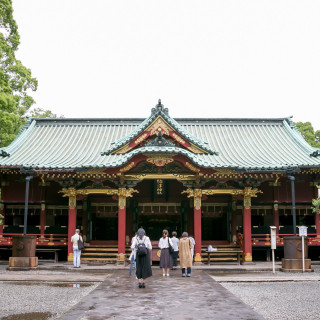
[59,187,139,209]
[182,187,263,210]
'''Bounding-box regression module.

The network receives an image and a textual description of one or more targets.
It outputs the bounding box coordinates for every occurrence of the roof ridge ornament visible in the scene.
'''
[151,99,169,115]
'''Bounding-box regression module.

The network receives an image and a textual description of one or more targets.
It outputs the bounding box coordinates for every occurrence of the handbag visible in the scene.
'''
[78,236,85,250]
[168,237,174,254]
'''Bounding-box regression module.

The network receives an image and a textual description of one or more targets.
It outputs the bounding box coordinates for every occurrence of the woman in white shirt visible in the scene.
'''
[158,229,173,276]
[131,228,152,288]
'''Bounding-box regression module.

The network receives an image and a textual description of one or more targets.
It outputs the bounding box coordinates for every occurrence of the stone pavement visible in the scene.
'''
[58,269,265,320]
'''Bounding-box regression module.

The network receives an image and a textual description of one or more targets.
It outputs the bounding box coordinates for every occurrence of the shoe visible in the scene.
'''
[187,273,191,277]
[163,274,165,277]
[142,283,145,288]
[138,283,142,288]
[182,273,186,277]
[166,274,170,277]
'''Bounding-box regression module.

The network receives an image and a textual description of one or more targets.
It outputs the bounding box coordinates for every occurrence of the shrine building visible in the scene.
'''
[1,100,320,263]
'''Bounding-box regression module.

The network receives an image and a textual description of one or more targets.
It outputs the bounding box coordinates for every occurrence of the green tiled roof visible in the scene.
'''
[1,115,320,171]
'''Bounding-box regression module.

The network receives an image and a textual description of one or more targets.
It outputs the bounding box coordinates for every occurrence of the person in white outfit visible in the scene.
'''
[71,229,83,268]
[189,235,195,262]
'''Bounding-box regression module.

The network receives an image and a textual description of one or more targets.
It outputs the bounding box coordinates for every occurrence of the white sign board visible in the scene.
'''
[270,226,277,250]
[299,226,308,237]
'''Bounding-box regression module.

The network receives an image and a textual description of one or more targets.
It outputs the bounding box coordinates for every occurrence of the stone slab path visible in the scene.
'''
[58,269,265,320]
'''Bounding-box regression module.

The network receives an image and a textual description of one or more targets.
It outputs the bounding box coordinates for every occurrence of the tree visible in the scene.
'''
[27,107,64,119]
[294,122,320,149]
[0,0,38,147]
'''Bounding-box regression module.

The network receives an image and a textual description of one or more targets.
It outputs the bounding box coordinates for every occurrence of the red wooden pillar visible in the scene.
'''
[40,202,46,238]
[243,193,252,262]
[67,190,77,262]
[193,189,202,263]
[118,188,127,255]
[0,182,6,238]
[0,202,4,238]
[232,196,237,243]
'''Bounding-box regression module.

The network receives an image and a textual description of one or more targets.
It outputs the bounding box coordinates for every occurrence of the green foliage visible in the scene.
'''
[294,122,320,149]
[0,0,38,147]
[311,185,320,214]
[27,107,64,119]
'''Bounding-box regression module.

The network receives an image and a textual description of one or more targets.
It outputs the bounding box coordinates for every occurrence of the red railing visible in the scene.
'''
[251,233,320,246]
[0,233,68,246]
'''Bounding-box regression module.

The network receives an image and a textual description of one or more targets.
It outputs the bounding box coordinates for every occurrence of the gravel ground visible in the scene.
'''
[220,281,320,320]
[0,280,100,320]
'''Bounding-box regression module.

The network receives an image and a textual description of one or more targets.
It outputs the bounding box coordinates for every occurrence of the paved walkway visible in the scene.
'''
[58,269,265,320]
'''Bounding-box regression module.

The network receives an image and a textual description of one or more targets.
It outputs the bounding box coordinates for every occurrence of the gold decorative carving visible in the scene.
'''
[244,252,252,262]
[78,168,107,175]
[274,201,279,211]
[0,203,4,211]
[185,162,200,173]
[214,169,235,175]
[41,203,45,211]
[182,188,202,210]
[134,133,148,145]
[194,253,202,262]
[243,187,262,209]
[202,189,243,196]
[118,188,139,209]
[146,155,174,167]
[119,162,135,173]
[125,173,197,181]
[148,117,171,136]
[171,132,186,145]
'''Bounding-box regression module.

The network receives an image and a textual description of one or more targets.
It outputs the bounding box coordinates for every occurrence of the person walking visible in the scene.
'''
[158,229,173,276]
[71,229,83,268]
[179,232,193,277]
[171,231,179,270]
[189,234,195,262]
[131,228,152,288]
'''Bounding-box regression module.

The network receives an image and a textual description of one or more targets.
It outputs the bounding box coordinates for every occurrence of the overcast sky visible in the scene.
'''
[12,0,320,129]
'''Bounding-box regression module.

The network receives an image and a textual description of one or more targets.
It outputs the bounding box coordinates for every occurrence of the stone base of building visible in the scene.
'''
[240,261,256,265]
[281,258,313,272]
[8,256,39,271]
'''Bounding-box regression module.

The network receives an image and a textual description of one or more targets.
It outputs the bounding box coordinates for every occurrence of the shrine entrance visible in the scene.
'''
[136,203,183,240]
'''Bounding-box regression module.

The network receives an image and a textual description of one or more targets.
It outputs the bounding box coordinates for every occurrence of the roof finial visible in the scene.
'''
[157,99,163,111]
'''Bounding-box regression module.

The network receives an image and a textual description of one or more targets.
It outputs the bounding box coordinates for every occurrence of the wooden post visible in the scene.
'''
[232,196,237,243]
[271,182,280,234]
[243,194,252,262]
[82,198,87,240]
[118,188,127,255]
[193,189,202,263]
[0,202,4,238]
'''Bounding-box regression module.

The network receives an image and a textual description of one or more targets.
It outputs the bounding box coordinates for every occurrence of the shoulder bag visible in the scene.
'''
[78,236,85,250]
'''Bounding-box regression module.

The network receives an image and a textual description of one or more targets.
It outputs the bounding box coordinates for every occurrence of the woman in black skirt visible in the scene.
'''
[131,228,152,288]
[158,229,173,276]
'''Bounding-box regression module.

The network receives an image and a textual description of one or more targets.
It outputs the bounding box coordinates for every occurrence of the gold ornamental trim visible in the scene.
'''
[119,162,135,173]
[134,133,148,145]
[146,155,175,167]
[171,132,186,145]
[185,162,200,173]
[147,116,172,136]
[124,173,197,181]
[0,202,4,211]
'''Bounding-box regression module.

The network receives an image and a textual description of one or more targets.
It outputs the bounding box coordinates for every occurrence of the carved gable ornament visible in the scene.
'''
[101,100,216,157]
